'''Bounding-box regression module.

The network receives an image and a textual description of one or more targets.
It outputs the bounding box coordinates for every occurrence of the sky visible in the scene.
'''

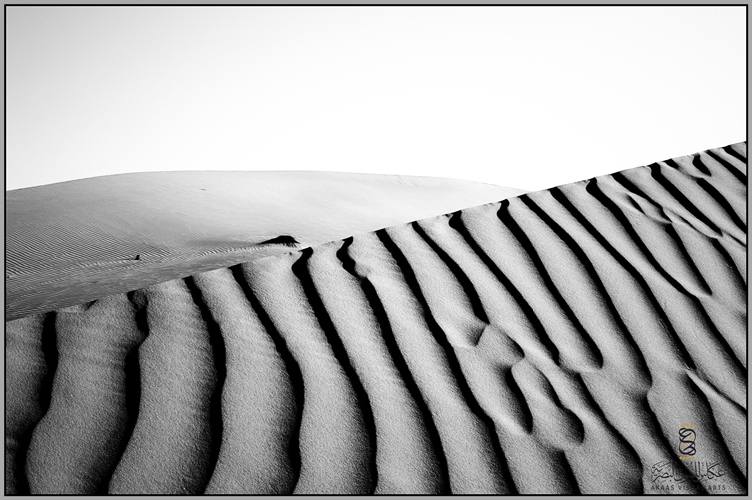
[5,6,746,192]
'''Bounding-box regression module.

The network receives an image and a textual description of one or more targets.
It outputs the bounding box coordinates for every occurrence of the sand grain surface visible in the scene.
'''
[5,143,747,494]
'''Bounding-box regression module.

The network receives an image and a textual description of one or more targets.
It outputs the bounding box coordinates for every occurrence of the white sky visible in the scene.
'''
[5,6,746,191]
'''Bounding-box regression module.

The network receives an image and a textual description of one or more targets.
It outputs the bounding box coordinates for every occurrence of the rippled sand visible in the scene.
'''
[5,143,746,494]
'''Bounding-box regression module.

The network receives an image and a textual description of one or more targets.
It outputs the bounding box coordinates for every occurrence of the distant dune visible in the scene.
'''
[5,143,746,494]
[6,171,526,320]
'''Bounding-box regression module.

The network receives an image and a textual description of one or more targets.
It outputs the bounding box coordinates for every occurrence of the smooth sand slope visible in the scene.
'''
[5,142,747,494]
[6,171,526,321]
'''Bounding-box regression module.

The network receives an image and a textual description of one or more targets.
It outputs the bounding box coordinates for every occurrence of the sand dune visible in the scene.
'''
[6,171,526,321]
[5,142,746,494]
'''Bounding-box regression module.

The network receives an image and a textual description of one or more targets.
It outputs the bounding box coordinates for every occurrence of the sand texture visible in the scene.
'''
[5,142,747,494]
[6,171,525,321]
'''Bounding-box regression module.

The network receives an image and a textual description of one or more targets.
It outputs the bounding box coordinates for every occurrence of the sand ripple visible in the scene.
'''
[5,142,747,494]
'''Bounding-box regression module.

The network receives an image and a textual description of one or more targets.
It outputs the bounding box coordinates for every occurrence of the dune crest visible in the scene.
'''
[6,171,526,321]
[5,142,746,494]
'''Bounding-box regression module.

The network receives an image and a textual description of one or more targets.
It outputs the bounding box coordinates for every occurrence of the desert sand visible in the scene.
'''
[5,142,747,494]
[5,171,526,321]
